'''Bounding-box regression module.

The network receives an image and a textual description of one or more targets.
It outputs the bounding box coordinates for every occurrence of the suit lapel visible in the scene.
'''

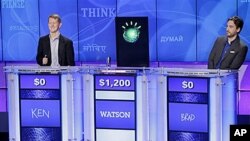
[58,35,64,64]
[45,35,52,58]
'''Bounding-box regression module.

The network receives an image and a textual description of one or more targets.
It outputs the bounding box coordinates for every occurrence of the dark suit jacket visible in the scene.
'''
[208,36,248,70]
[36,34,75,66]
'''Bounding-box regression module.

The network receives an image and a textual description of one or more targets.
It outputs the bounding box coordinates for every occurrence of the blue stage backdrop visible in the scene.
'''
[238,1,250,60]
[78,0,116,62]
[0,0,249,62]
[157,0,196,61]
[1,0,39,61]
[197,0,237,61]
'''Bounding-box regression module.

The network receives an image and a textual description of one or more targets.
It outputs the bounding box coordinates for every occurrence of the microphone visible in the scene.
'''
[106,56,111,67]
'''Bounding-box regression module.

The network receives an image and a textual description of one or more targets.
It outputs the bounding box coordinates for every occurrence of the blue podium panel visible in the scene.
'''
[167,76,209,141]
[19,74,61,141]
[94,74,136,141]
[0,62,6,88]
[78,0,116,62]
[1,0,39,61]
[239,91,250,115]
[0,89,7,112]
[0,12,2,61]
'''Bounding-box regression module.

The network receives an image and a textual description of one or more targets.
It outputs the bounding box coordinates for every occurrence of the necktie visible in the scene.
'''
[216,42,230,69]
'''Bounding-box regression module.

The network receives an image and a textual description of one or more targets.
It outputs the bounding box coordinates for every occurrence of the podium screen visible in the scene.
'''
[94,74,136,141]
[167,76,209,141]
[19,74,61,141]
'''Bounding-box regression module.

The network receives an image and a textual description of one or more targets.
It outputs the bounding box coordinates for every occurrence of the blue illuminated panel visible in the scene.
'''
[0,89,7,112]
[95,75,135,90]
[94,74,136,141]
[19,74,61,141]
[21,128,61,141]
[168,77,208,93]
[0,63,5,88]
[197,0,237,61]
[167,76,209,141]
[21,100,60,127]
[95,101,135,129]
[238,91,250,115]
[169,103,208,132]
[0,12,2,61]
[238,1,250,61]
[157,0,196,61]
[78,0,116,61]
[2,0,39,61]
[20,75,60,89]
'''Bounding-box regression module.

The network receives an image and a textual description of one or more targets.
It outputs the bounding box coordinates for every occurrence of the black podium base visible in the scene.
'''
[0,132,8,141]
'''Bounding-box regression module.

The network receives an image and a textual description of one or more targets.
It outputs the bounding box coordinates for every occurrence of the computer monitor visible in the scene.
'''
[115,17,149,67]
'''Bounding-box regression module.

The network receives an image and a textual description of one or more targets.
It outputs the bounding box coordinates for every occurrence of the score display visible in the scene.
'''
[94,74,136,141]
[167,76,209,141]
[19,74,61,141]
[96,75,135,90]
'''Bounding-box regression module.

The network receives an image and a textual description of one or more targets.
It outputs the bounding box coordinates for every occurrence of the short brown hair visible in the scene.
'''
[227,16,244,33]
[48,14,61,23]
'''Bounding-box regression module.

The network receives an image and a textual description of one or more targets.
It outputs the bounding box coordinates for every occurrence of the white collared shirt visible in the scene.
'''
[50,33,60,67]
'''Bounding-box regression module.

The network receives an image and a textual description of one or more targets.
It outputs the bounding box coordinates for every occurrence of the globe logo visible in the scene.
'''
[122,21,141,43]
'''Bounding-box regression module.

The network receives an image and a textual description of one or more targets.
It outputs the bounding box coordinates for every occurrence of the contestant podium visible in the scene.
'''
[156,68,238,141]
[5,66,82,141]
[5,66,238,141]
[81,68,150,141]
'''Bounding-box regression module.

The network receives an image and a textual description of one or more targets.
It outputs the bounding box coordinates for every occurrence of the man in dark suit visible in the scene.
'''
[36,14,75,66]
[208,16,248,70]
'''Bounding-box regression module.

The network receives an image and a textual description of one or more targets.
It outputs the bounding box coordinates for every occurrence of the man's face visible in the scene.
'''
[226,20,240,38]
[48,17,61,33]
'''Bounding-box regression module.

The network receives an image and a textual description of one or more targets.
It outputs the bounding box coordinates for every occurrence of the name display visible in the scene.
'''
[19,74,61,141]
[167,76,209,141]
[94,74,136,141]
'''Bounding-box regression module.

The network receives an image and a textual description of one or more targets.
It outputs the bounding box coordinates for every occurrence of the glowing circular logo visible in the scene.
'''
[122,21,141,43]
